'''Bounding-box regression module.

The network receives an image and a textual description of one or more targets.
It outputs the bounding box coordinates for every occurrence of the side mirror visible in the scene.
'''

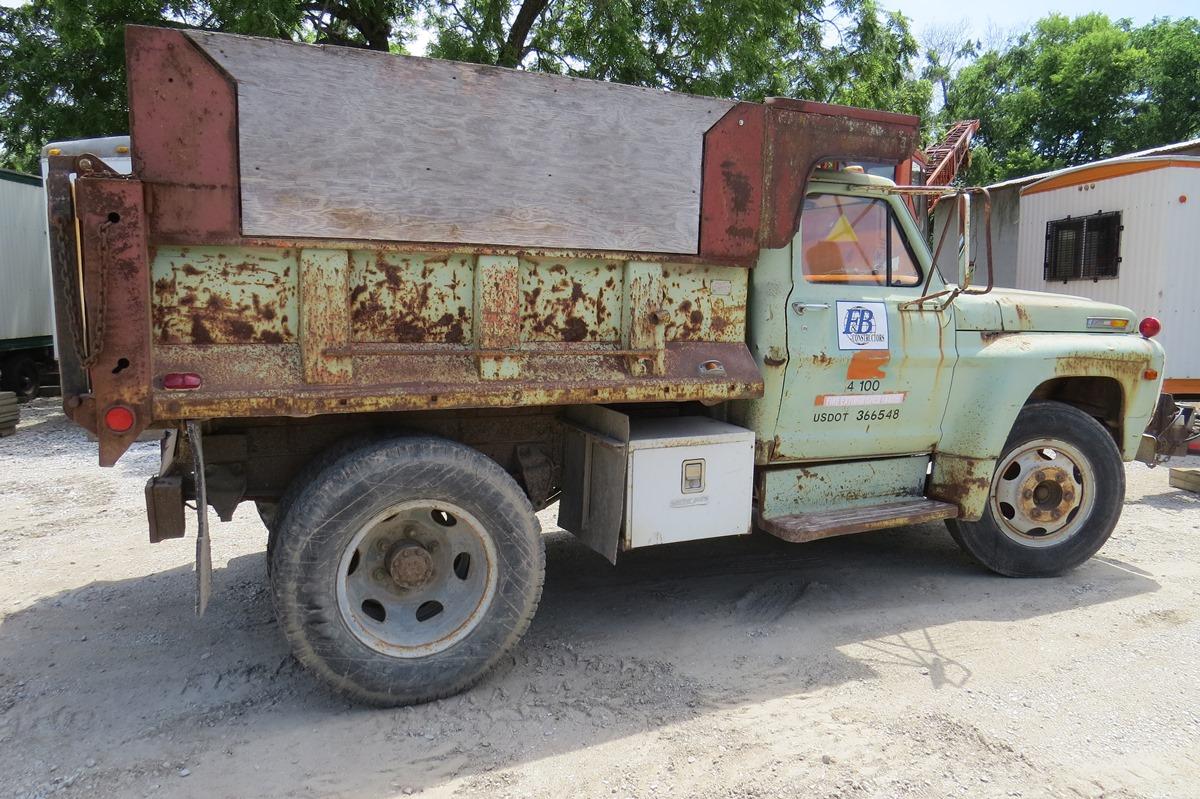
[957,192,972,289]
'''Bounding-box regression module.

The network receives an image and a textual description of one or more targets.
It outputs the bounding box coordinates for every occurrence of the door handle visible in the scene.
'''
[791,302,830,314]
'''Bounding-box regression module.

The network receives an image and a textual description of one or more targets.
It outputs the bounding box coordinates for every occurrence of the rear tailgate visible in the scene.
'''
[45,155,152,465]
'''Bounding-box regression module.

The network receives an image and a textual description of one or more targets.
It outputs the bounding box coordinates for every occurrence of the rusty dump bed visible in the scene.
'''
[47,26,919,464]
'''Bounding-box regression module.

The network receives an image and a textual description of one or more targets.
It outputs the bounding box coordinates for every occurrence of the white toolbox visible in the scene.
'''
[559,408,755,559]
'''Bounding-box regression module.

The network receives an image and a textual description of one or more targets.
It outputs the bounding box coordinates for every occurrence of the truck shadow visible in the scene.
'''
[0,521,1158,797]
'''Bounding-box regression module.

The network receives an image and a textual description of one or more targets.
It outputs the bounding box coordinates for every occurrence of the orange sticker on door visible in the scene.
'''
[847,350,890,379]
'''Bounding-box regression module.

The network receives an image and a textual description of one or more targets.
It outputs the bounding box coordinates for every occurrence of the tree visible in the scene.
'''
[424,0,930,113]
[919,19,977,111]
[1,0,931,173]
[0,0,421,171]
[1129,17,1200,149]
[944,13,1200,183]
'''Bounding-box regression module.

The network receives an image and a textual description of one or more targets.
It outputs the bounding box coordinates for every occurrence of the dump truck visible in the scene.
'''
[45,26,1197,706]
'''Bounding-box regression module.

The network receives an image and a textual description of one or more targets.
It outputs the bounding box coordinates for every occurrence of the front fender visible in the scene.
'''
[930,331,1164,520]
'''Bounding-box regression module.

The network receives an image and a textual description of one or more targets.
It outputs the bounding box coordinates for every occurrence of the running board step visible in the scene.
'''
[757,499,959,544]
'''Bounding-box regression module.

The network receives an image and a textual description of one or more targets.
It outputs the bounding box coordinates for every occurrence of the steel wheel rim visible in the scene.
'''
[336,499,498,657]
[990,438,1095,548]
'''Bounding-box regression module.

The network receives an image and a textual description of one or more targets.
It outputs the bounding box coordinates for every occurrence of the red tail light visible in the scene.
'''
[104,405,136,433]
[1138,317,1161,338]
[163,372,202,390]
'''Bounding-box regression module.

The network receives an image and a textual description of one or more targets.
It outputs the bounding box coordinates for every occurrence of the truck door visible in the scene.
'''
[774,189,955,461]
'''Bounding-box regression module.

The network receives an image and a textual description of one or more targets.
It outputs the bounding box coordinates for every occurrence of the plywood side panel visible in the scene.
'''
[188,31,734,253]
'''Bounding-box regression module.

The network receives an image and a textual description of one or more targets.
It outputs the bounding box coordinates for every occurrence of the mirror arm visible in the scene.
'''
[960,187,994,296]
[899,186,994,311]
[902,189,963,311]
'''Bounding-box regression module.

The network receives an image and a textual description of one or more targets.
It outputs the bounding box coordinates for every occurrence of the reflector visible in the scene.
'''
[104,406,135,433]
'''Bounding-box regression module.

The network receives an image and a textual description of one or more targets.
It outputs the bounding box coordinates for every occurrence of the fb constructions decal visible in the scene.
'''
[836,301,889,351]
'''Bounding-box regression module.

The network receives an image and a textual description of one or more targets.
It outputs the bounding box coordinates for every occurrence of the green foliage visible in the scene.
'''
[0,0,312,172]
[3,0,1196,186]
[1,0,162,172]
[1,0,929,173]
[945,13,1200,183]
[425,0,930,111]
[1130,17,1200,148]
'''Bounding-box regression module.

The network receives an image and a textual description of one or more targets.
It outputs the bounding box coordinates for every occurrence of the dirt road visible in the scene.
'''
[2,398,1198,799]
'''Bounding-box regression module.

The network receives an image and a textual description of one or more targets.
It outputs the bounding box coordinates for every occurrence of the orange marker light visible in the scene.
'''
[1144,369,1159,380]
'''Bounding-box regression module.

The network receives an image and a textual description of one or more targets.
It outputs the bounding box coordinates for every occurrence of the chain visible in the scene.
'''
[83,220,114,368]
[50,219,91,369]
[51,217,109,369]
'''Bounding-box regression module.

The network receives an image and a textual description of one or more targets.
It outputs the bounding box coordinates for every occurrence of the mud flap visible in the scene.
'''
[187,420,212,615]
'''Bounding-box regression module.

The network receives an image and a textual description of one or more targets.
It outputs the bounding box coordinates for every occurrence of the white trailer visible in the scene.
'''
[1015,157,1200,395]
[0,138,133,400]
[0,168,53,398]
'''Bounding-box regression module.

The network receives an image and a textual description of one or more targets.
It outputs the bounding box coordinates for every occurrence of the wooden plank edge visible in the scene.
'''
[757,499,959,544]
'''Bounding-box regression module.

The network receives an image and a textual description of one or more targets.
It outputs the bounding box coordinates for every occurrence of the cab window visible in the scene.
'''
[800,194,921,286]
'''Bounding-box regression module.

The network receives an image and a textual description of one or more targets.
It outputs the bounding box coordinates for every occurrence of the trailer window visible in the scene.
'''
[1044,211,1122,281]
[799,194,921,286]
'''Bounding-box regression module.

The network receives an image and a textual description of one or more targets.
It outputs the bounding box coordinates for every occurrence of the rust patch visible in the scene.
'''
[811,352,833,367]
[1055,352,1146,382]
[722,162,753,214]
[350,252,472,345]
[928,454,995,518]
[660,264,747,343]
[152,247,296,345]
[980,330,1015,344]
[929,474,990,505]
[520,259,620,343]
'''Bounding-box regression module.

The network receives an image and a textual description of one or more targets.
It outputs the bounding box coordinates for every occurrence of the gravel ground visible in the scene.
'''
[1,397,1198,799]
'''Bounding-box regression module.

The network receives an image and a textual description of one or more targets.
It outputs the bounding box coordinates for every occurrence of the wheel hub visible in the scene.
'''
[990,440,1093,547]
[336,500,498,657]
[387,542,435,589]
[1019,467,1076,524]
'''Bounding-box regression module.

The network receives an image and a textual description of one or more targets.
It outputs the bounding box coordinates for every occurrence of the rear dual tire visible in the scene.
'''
[269,436,544,706]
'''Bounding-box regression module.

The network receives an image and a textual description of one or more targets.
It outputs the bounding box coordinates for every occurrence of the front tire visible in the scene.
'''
[269,436,544,706]
[947,401,1124,577]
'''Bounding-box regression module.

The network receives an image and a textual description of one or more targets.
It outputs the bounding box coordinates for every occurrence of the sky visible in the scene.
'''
[885,0,1195,45]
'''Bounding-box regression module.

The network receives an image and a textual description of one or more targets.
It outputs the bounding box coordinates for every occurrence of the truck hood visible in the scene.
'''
[954,288,1138,334]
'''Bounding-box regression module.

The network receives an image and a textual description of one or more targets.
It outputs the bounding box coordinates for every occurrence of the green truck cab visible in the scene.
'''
[45,27,1194,706]
[739,170,1169,537]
